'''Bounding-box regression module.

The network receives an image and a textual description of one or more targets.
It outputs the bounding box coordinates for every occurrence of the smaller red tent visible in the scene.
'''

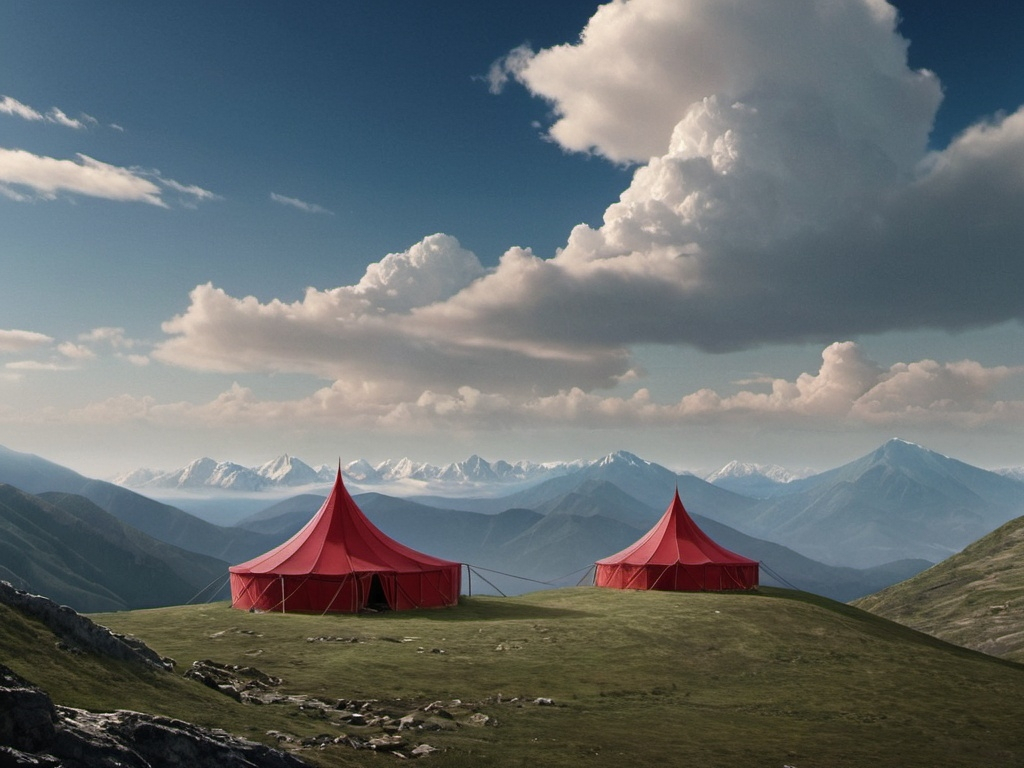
[594,490,758,591]
[230,468,460,613]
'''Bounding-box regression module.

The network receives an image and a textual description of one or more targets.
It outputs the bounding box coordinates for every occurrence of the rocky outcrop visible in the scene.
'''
[0,664,309,768]
[0,581,173,671]
[184,660,283,703]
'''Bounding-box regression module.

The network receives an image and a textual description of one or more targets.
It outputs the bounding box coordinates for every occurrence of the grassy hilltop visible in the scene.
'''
[854,514,1024,662]
[7,587,1024,767]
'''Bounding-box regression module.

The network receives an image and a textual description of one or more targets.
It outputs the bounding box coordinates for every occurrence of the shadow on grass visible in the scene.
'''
[361,596,597,623]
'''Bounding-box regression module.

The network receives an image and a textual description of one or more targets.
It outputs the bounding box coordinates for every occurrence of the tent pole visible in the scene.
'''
[467,564,472,597]
[280,576,286,614]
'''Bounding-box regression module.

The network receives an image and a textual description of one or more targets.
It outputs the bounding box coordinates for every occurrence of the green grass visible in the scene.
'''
[67,587,1024,768]
[854,515,1024,661]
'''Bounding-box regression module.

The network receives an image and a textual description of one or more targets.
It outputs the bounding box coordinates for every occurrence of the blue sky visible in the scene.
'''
[2,0,1024,478]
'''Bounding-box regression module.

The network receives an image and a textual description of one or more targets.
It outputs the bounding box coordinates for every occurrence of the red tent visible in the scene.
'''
[594,490,758,591]
[229,469,460,613]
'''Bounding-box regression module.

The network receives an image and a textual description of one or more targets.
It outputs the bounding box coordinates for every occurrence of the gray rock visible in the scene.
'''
[0,581,172,671]
[0,664,310,768]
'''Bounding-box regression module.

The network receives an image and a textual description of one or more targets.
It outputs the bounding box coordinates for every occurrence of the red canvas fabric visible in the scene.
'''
[594,490,758,591]
[230,469,460,612]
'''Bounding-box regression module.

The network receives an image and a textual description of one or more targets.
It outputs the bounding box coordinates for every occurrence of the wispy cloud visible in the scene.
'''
[0,95,44,122]
[0,95,90,129]
[270,192,334,215]
[0,148,217,207]
[45,107,86,130]
[5,360,77,372]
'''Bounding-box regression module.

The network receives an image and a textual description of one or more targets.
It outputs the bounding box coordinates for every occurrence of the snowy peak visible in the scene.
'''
[596,450,650,469]
[706,461,801,485]
[342,459,381,482]
[704,460,806,499]
[255,454,320,486]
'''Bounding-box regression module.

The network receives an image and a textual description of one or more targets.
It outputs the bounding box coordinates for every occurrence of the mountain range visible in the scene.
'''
[0,483,229,612]
[2,439,1023,611]
[113,453,585,493]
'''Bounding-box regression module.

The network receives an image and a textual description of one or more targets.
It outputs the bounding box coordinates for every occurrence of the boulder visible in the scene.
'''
[0,664,310,768]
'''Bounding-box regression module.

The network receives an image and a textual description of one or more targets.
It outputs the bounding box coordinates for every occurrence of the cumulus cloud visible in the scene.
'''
[28,342,1024,433]
[448,0,1024,352]
[0,148,217,207]
[270,192,334,215]
[154,234,628,395]
[155,0,1024,411]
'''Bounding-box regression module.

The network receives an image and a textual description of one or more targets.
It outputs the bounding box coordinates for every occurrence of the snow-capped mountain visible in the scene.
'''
[706,460,801,485]
[704,460,811,498]
[993,466,1024,483]
[255,454,323,486]
[113,455,326,492]
[115,453,587,494]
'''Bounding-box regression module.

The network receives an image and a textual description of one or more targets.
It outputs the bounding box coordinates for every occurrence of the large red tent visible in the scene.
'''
[594,490,758,591]
[230,468,461,613]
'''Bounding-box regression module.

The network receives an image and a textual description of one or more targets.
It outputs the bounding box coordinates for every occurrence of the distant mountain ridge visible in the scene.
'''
[116,452,600,493]
[0,484,229,612]
[4,439,1024,605]
[706,439,1024,567]
[704,460,813,498]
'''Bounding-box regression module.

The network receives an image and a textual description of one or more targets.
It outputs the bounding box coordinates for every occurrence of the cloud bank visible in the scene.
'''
[151,0,1024,427]
[22,342,1024,434]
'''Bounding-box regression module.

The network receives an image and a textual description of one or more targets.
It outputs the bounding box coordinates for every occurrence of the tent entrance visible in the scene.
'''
[365,574,390,612]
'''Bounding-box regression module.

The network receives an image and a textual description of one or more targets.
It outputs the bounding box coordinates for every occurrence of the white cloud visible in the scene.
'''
[46,107,86,130]
[79,327,136,349]
[5,360,76,372]
[504,0,938,166]
[0,148,165,205]
[153,0,1024,408]
[57,342,96,360]
[154,234,618,395]
[0,329,54,353]
[0,95,44,122]
[156,175,221,206]
[23,342,1024,433]
[485,44,533,95]
[270,192,333,215]
[0,148,218,207]
[0,95,93,129]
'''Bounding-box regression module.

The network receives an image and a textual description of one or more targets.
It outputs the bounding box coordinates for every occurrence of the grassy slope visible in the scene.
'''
[77,587,1024,768]
[853,515,1024,661]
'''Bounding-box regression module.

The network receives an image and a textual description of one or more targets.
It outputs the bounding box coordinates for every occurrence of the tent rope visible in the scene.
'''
[758,561,801,591]
[575,565,596,587]
[320,578,350,616]
[270,575,313,612]
[185,573,230,605]
[464,566,507,597]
